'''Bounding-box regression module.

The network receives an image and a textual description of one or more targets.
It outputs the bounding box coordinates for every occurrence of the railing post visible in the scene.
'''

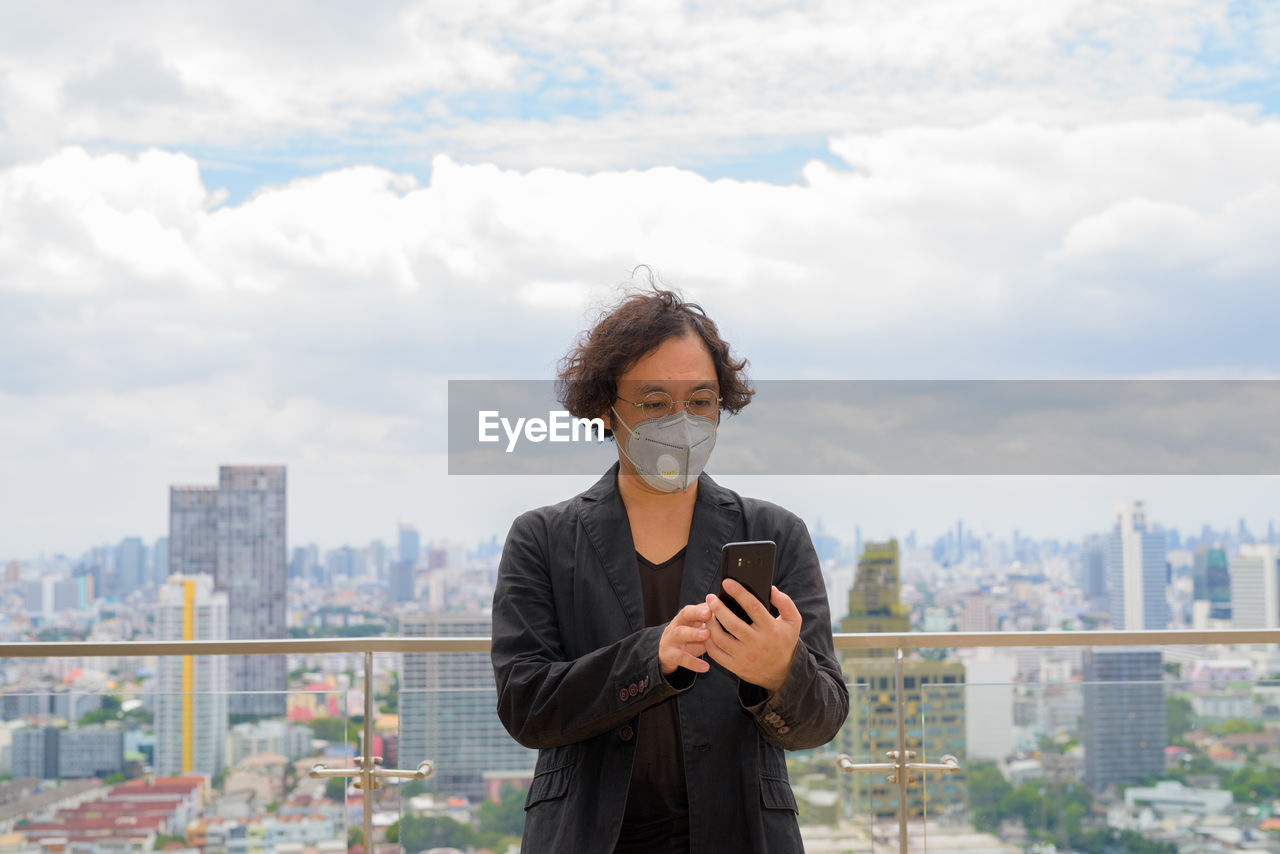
[363,650,374,850]
[309,650,434,850]
[896,648,908,854]
[836,643,962,854]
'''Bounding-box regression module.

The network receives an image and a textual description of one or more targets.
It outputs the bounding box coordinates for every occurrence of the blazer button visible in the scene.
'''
[777,725,791,735]
[619,725,635,741]
[620,688,630,702]
[629,683,639,697]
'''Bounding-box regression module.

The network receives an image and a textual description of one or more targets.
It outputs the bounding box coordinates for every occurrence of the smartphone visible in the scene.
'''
[716,540,777,625]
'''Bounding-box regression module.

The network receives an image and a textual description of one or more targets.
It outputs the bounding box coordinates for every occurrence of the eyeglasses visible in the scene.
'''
[616,389,721,420]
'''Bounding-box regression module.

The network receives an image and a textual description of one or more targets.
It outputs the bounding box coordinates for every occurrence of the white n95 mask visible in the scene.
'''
[612,408,717,493]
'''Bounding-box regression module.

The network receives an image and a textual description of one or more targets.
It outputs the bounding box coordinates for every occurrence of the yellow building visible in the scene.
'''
[840,541,966,818]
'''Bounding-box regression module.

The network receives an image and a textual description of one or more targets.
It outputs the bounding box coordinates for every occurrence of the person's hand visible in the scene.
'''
[705,580,802,694]
[659,603,712,676]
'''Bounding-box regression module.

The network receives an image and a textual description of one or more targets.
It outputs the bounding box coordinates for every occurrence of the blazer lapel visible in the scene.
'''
[578,465,645,633]
[680,474,742,605]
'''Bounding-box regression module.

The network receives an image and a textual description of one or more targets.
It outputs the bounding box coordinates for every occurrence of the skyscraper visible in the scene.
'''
[169,486,218,577]
[1229,544,1280,630]
[169,465,287,716]
[1080,534,1107,608]
[116,537,145,595]
[399,612,534,802]
[218,465,287,716]
[155,574,229,778]
[153,536,169,586]
[398,522,420,566]
[1106,501,1168,630]
[1082,648,1165,790]
[841,540,910,652]
[840,541,965,817]
[1193,545,1231,621]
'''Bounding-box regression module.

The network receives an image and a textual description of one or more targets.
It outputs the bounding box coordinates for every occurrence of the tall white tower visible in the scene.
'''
[1230,544,1280,629]
[1107,501,1168,630]
[155,574,228,778]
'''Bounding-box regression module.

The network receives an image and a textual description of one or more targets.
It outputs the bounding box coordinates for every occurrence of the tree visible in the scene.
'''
[309,717,352,745]
[1225,767,1280,801]
[477,784,527,837]
[966,761,1013,833]
[399,779,429,799]
[325,777,347,802]
[1221,717,1263,736]
[1166,695,1194,743]
[391,814,478,854]
[152,834,187,850]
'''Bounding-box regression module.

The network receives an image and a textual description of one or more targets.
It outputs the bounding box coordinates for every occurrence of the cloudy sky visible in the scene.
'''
[3,0,1279,560]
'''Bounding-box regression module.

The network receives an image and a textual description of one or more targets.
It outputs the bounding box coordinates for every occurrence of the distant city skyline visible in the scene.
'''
[8,473,1280,565]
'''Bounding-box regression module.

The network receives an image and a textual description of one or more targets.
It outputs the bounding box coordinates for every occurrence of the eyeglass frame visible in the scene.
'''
[614,389,722,420]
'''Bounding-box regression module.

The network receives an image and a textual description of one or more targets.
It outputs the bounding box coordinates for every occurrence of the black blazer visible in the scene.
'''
[491,465,849,853]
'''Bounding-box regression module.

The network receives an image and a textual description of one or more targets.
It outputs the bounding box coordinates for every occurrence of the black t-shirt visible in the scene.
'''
[615,547,690,854]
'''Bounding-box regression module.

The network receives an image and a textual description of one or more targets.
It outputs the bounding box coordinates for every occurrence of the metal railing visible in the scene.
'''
[4,627,1279,853]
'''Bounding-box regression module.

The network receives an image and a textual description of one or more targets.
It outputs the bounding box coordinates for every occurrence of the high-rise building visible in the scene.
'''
[169,486,218,577]
[169,466,287,716]
[964,654,1015,761]
[155,574,229,778]
[368,539,388,582]
[840,541,965,817]
[399,613,534,802]
[1229,545,1280,630]
[841,541,910,653]
[1082,648,1165,790]
[153,536,169,586]
[390,561,415,603]
[1106,501,1168,630]
[1080,534,1107,608]
[116,537,145,595]
[218,465,287,716]
[398,523,420,566]
[1193,545,1231,621]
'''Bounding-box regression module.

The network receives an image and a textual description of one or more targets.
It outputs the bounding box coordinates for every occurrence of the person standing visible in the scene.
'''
[492,285,848,853]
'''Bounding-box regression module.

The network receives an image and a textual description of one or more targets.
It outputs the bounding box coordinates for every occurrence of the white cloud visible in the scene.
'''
[1,0,1275,172]
[3,1,1280,555]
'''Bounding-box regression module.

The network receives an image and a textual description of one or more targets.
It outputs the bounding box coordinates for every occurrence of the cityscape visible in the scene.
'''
[3,463,1280,853]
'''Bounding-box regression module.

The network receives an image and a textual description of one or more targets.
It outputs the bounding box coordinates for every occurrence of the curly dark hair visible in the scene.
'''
[557,281,754,438]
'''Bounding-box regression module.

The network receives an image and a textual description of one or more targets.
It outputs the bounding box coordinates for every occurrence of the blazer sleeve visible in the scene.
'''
[738,511,849,750]
[491,508,692,750]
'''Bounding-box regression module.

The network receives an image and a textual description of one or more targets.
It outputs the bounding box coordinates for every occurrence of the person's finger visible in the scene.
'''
[679,651,711,673]
[704,635,732,667]
[705,602,744,654]
[674,602,712,626]
[771,586,802,625]
[722,578,772,623]
[706,592,750,638]
[677,625,710,644]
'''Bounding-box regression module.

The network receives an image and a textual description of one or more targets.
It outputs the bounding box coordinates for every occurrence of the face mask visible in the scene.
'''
[612,407,717,493]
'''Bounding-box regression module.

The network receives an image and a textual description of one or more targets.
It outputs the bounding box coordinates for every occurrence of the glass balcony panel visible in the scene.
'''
[917,648,1273,854]
[807,680,873,852]
[0,686,351,851]
[393,684,534,854]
